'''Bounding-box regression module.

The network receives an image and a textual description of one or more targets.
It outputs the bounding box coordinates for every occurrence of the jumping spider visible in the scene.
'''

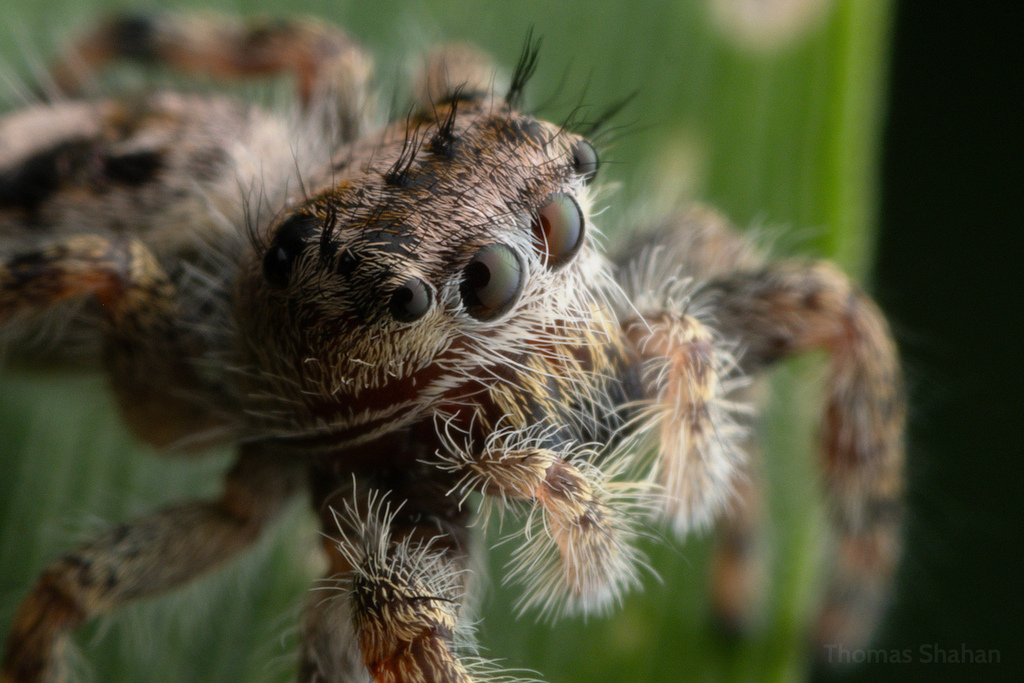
[0,12,904,683]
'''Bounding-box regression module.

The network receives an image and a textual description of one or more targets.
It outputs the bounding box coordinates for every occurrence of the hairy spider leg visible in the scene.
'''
[706,260,905,651]
[48,12,373,145]
[304,467,476,683]
[1,448,303,683]
[0,234,227,447]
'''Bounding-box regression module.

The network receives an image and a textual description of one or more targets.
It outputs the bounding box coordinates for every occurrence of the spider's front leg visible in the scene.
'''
[303,468,479,683]
[1,447,304,683]
[619,210,904,649]
[616,208,773,635]
[621,310,746,534]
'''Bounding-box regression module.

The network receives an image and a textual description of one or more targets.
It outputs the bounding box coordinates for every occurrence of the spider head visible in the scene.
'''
[237,98,605,449]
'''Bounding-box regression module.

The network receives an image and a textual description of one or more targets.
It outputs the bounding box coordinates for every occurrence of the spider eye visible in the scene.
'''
[571,140,599,184]
[389,277,433,323]
[460,244,524,321]
[263,213,318,288]
[337,249,359,276]
[530,193,585,269]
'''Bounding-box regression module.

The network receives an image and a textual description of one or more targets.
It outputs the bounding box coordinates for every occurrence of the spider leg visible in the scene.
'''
[0,235,170,323]
[706,260,905,650]
[620,310,745,534]
[0,235,225,448]
[616,208,903,647]
[440,441,645,618]
[615,208,773,633]
[48,12,372,143]
[412,43,495,112]
[0,447,303,683]
[613,206,761,536]
[707,463,769,636]
[304,471,485,683]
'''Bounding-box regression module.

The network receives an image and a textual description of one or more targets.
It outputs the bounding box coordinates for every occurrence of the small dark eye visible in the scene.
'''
[262,247,292,289]
[530,193,585,269]
[389,277,433,323]
[460,244,525,321]
[262,213,318,288]
[571,140,599,184]
[337,249,359,276]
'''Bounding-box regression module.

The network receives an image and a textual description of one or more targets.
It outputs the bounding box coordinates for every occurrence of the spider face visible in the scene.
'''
[236,101,601,448]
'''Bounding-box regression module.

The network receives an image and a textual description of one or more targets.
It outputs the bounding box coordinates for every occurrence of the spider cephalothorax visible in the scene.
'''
[1,12,904,683]
[236,95,608,452]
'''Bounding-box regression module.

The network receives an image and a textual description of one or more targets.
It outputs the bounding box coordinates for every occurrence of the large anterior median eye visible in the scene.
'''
[263,213,319,288]
[389,277,433,323]
[460,244,525,321]
[530,193,585,269]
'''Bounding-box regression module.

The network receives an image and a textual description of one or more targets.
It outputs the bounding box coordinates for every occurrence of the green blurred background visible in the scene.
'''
[1,1,1019,682]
